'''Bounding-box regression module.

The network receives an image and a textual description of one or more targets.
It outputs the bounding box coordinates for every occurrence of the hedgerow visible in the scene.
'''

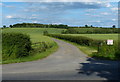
[92,43,119,60]
[2,33,32,60]
[47,34,103,47]
[47,34,119,60]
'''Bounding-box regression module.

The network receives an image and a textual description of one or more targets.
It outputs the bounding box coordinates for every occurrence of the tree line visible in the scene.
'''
[3,23,68,29]
[2,23,117,29]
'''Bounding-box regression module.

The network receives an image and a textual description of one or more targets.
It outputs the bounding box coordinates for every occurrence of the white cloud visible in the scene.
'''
[33,21,39,23]
[52,22,63,25]
[101,12,110,15]
[88,20,101,23]
[86,9,96,12]
[104,2,111,7]
[112,19,117,21]
[6,15,13,18]
[111,7,118,11]
[85,14,100,17]
[96,20,101,23]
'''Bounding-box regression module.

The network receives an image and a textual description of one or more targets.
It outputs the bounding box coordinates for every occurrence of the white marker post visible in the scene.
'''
[107,39,113,45]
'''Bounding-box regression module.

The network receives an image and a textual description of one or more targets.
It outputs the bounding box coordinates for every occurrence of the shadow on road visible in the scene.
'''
[77,58,120,80]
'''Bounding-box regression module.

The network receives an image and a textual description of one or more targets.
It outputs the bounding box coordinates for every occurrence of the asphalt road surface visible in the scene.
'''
[2,38,120,80]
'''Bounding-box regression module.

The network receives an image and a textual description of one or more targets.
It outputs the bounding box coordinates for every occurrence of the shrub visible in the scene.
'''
[31,42,53,54]
[43,30,49,35]
[2,33,32,60]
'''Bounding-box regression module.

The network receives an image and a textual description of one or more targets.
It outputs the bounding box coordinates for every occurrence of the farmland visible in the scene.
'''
[65,34,118,41]
[3,28,118,41]
[3,28,65,43]
[1,27,119,63]
[3,28,65,34]
[2,28,65,64]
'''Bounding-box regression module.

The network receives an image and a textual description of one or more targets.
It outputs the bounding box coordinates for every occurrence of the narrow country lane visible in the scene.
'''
[2,38,120,80]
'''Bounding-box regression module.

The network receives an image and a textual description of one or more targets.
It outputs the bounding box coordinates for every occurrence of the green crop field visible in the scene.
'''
[2,28,63,64]
[3,28,65,34]
[65,34,118,41]
[74,28,98,33]
[2,28,65,43]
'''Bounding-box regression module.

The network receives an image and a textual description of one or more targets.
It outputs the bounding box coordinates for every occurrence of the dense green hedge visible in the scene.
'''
[2,33,32,60]
[47,34,103,47]
[62,28,118,34]
[47,34,119,60]
[92,43,119,60]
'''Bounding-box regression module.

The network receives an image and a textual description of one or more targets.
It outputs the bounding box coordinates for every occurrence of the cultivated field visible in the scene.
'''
[2,28,119,63]
[65,34,118,41]
[3,28,65,34]
[2,28,64,43]
[2,28,64,64]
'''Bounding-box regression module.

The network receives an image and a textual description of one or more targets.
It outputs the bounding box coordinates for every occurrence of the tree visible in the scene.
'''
[90,25,93,28]
[112,25,116,28]
[3,25,6,28]
[85,25,88,28]
[61,30,65,34]
[9,25,13,28]
[43,30,48,35]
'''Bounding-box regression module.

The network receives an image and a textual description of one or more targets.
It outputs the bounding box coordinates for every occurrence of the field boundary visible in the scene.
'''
[2,42,58,64]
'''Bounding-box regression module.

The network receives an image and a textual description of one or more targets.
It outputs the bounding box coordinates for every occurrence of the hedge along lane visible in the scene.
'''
[2,33,32,61]
[47,34,119,60]
[2,33,58,64]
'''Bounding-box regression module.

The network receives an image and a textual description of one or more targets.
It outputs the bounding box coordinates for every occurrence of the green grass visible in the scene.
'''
[2,28,62,44]
[2,28,119,63]
[3,28,65,44]
[3,28,65,34]
[0,29,1,64]
[65,34,118,41]
[2,28,61,64]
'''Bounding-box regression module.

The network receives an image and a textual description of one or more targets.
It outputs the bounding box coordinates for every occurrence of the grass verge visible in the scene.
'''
[2,42,58,64]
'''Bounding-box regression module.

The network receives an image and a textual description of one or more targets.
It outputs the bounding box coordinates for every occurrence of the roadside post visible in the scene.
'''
[97,42,103,52]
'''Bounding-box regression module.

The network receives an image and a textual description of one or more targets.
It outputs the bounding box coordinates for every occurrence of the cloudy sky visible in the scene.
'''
[1,1,119,27]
